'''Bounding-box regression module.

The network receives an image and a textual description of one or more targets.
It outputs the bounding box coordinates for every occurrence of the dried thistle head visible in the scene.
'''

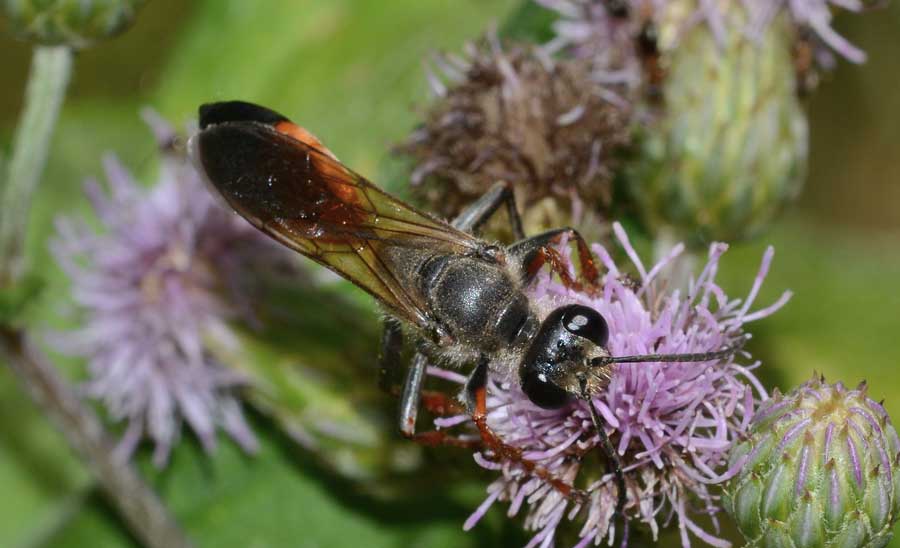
[399,35,632,238]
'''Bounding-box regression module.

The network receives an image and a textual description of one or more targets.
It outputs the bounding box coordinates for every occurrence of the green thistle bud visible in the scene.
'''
[724,375,900,547]
[2,0,145,48]
[627,3,807,246]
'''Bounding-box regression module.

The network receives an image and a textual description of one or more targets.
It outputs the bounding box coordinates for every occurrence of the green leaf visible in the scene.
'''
[499,0,557,43]
[153,0,519,192]
[46,415,523,548]
[0,272,44,326]
[208,280,424,485]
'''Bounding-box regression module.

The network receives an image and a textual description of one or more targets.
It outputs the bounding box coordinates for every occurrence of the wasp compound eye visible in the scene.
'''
[561,304,609,347]
[521,367,572,409]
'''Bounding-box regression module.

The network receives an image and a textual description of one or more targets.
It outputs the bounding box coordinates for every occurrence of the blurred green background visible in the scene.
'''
[1,0,898,546]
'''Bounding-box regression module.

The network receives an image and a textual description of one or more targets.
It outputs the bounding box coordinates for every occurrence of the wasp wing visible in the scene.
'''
[191,102,481,331]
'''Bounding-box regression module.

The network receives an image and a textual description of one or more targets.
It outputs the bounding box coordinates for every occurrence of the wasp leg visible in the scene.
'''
[408,386,480,449]
[452,181,525,240]
[398,351,428,437]
[597,420,628,543]
[377,318,405,394]
[379,319,425,437]
[508,227,600,292]
[408,430,482,449]
[582,391,628,542]
[403,359,480,448]
[463,356,592,504]
[419,389,465,416]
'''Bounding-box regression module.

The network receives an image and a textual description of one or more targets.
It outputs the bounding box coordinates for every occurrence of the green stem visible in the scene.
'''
[0,45,73,287]
[0,329,193,548]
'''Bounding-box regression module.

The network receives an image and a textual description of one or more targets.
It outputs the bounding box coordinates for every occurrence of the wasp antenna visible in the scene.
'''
[591,342,742,367]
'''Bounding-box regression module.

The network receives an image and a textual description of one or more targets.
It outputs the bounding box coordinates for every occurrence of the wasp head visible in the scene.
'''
[519,304,612,409]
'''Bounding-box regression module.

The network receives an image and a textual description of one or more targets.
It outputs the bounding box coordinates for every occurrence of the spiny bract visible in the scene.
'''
[724,375,900,548]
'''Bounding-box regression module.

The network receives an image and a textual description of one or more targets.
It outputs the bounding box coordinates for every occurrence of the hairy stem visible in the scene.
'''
[0,46,73,286]
[0,328,193,548]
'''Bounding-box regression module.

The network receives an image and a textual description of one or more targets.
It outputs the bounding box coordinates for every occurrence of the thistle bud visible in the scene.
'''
[2,0,145,48]
[626,4,807,246]
[399,36,632,239]
[724,375,900,547]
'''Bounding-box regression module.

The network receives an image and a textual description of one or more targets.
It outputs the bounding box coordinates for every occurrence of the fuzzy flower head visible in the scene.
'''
[399,35,631,239]
[50,111,289,466]
[433,224,791,546]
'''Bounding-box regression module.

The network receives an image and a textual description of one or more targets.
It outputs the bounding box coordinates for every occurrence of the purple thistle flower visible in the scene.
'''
[536,0,642,91]
[747,0,867,63]
[432,223,791,546]
[49,110,287,466]
[537,0,868,70]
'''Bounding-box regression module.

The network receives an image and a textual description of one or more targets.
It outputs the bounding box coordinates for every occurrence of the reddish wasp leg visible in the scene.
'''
[406,386,479,449]
[565,231,601,287]
[545,229,600,289]
[527,246,597,297]
[409,430,481,449]
[519,228,600,295]
[420,389,465,416]
[470,383,590,505]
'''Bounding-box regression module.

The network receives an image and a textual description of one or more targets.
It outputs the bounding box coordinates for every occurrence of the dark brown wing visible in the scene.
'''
[191,101,482,330]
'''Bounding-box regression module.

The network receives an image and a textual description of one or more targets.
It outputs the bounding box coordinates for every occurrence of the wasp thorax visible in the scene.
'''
[519,304,610,409]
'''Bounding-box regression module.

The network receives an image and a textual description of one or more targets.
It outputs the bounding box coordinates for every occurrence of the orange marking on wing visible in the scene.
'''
[314,155,359,207]
[329,180,358,206]
[274,121,338,159]
[274,121,360,210]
